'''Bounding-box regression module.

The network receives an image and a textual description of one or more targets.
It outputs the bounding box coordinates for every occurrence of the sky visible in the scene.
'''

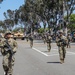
[0,0,25,20]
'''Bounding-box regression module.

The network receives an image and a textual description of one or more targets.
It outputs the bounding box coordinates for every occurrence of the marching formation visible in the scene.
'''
[0,29,72,75]
[25,29,70,64]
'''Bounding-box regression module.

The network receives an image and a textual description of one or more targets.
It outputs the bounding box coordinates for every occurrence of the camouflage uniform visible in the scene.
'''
[0,32,17,75]
[56,30,67,64]
[67,33,71,48]
[26,35,29,42]
[42,34,46,44]
[29,34,33,48]
[46,34,52,52]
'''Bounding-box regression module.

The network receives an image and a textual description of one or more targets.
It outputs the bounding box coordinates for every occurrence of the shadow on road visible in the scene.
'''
[47,62,60,64]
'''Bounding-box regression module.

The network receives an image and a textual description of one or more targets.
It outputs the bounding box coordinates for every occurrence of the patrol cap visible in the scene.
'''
[59,30,63,33]
[4,31,12,36]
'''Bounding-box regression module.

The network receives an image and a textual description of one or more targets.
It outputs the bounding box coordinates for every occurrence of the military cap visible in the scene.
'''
[4,31,12,35]
[59,30,63,33]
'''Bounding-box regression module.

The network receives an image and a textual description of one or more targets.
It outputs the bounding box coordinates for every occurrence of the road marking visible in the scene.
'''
[67,51,75,55]
[48,53,75,56]
[47,54,59,56]
[32,47,75,57]
[32,47,48,56]
[51,49,75,55]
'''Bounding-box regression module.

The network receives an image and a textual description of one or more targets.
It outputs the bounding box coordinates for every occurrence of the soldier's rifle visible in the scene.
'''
[58,37,67,46]
[4,40,14,65]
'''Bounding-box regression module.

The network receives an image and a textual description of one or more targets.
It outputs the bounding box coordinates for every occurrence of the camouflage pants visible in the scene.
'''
[30,41,33,48]
[47,43,51,52]
[43,39,46,44]
[26,37,28,42]
[2,55,15,74]
[67,41,71,48]
[58,46,66,60]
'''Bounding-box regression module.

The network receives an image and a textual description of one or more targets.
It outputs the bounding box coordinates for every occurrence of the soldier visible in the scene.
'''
[29,34,33,48]
[26,35,29,42]
[42,34,46,44]
[56,30,67,64]
[46,33,52,52]
[0,31,17,75]
[67,33,71,48]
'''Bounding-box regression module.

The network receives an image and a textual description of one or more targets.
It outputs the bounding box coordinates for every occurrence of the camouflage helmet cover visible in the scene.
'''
[59,30,63,33]
[4,31,12,36]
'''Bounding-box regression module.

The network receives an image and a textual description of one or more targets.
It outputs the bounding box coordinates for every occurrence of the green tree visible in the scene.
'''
[38,28,44,33]
[3,9,15,30]
[0,21,5,32]
[24,0,75,28]
[68,14,75,32]
[0,0,3,3]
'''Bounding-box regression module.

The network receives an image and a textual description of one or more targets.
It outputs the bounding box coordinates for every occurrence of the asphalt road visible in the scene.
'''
[0,40,75,75]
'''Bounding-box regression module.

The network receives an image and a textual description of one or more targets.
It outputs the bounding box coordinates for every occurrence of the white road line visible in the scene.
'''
[67,51,75,54]
[32,47,75,57]
[52,49,75,55]
[48,54,59,56]
[32,47,48,56]
[48,53,75,56]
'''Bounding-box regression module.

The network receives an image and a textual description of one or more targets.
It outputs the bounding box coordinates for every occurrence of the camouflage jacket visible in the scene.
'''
[29,35,33,41]
[56,35,68,47]
[46,35,52,43]
[0,38,17,56]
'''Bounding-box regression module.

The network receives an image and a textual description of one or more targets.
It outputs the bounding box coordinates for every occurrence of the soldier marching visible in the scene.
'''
[29,33,34,48]
[46,33,52,52]
[56,30,68,64]
[0,31,17,75]
[67,33,71,48]
[0,29,72,75]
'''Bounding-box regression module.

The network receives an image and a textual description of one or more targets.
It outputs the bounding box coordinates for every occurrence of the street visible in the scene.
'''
[0,40,75,75]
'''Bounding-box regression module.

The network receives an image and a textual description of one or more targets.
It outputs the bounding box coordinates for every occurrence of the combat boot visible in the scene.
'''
[4,72,6,75]
[4,71,8,75]
[8,73,12,75]
[48,49,50,52]
[60,59,64,64]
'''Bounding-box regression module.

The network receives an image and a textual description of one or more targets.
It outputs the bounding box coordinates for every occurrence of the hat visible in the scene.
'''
[5,31,12,36]
[59,30,63,33]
